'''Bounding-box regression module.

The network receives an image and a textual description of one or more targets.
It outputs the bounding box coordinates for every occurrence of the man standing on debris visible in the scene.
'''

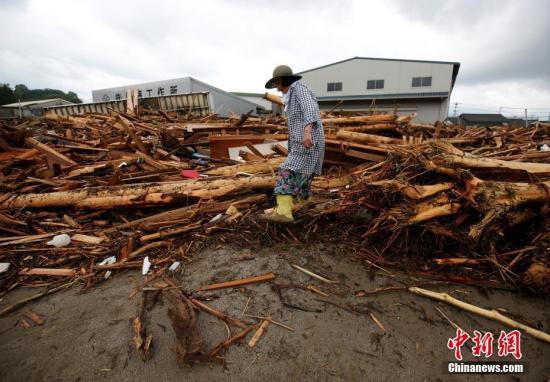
[259,65,325,223]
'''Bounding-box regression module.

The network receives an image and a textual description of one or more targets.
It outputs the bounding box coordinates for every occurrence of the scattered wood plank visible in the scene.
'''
[248,319,269,347]
[197,273,276,291]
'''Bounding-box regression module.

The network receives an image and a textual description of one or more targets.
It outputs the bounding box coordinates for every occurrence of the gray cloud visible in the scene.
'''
[390,0,550,84]
[0,0,548,116]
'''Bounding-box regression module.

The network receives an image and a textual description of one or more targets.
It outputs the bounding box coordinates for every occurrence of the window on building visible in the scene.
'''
[170,85,177,95]
[115,93,121,100]
[367,79,384,89]
[412,76,432,87]
[327,82,342,92]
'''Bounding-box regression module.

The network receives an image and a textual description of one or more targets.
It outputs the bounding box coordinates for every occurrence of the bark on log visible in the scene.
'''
[323,115,397,124]
[1,172,351,210]
[206,157,284,176]
[340,123,397,132]
[263,93,284,106]
[0,176,276,210]
[336,130,402,145]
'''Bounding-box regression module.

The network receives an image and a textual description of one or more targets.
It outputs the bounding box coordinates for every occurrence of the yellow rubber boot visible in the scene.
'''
[258,195,294,224]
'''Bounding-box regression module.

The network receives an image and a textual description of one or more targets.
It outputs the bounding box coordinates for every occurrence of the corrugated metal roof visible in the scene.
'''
[2,98,74,107]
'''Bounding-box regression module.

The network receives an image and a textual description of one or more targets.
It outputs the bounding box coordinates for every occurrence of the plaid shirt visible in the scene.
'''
[280,81,325,175]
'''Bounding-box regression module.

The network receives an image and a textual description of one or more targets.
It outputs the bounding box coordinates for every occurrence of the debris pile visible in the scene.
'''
[0,110,549,301]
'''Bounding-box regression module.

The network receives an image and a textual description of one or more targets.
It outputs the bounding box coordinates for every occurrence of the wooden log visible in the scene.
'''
[371,180,453,199]
[325,139,394,154]
[198,273,275,291]
[19,268,76,277]
[343,149,385,162]
[408,198,461,224]
[409,122,436,131]
[25,137,77,167]
[323,114,397,124]
[104,194,267,233]
[0,176,276,210]
[340,123,397,132]
[336,130,401,145]
[205,157,284,176]
[409,287,550,343]
[433,258,484,266]
[140,222,201,242]
[443,153,550,174]
[263,92,284,106]
[432,142,550,174]
[465,178,550,209]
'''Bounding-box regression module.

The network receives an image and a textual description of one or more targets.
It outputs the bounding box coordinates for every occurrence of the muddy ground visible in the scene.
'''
[0,243,548,381]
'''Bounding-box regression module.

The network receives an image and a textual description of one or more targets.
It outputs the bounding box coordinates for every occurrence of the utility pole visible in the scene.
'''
[524,108,528,128]
[453,102,458,117]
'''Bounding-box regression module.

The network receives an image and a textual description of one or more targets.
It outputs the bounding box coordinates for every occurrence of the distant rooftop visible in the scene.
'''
[458,113,509,123]
[2,98,74,107]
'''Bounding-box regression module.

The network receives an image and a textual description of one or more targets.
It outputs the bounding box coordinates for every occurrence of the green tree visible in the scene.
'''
[0,84,16,105]
[13,84,29,101]
[6,84,83,104]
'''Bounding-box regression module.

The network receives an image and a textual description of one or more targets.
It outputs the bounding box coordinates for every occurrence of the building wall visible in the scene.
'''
[299,58,455,98]
[318,98,449,123]
[92,77,262,117]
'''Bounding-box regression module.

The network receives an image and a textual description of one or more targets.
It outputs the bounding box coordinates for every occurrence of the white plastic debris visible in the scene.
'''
[168,261,181,272]
[209,213,223,223]
[118,161,128,168]
[98,256,116,266]
[104,270,112,279]
[142,256,151,275]
[46,234,71,247]
[0,263,10,274]
[540,144,550,151]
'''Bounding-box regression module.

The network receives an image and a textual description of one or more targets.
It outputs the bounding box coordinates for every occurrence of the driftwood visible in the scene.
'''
[197,273,276,291]
[409,287,550,343]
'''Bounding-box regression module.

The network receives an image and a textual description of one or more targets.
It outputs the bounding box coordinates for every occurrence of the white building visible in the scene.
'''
[92,77,265,117]
[297,57,460,123]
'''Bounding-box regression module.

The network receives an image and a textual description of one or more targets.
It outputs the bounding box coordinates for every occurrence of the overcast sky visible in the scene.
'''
[1,0,549,119]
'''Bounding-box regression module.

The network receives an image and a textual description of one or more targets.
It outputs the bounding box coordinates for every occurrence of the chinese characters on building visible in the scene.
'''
[101,84,179,102]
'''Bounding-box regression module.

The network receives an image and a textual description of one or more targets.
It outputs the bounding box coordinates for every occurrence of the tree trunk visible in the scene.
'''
[336,130,402,145]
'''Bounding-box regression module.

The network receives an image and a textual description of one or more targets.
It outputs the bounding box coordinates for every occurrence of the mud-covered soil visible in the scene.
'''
[0,243,548,381]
